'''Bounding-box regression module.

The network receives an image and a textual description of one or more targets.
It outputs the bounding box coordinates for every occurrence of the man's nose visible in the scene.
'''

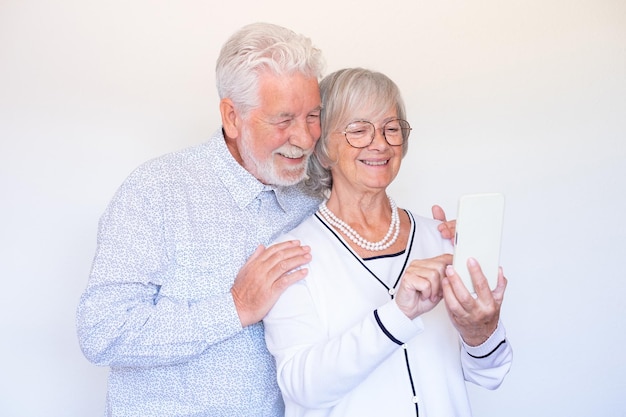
[289,118,319,150]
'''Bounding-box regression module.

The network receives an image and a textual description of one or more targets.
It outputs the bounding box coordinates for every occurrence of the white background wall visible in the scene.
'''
[1,0,624,416]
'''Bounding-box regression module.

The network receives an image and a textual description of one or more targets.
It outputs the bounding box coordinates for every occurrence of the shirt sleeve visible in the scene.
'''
[460,321,513,389]
[76,166,243,368]
[264,277,423,409]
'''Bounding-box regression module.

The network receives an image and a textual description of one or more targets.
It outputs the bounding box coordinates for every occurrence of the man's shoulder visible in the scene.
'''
[277,182,322,218]
[126,134,221,182]
[146,139,212,170]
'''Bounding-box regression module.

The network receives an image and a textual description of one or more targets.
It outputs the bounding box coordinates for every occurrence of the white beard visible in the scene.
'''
[239,125,310,186]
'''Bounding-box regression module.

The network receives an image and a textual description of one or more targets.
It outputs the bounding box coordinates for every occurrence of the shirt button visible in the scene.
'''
[413,396,419,403]
[388,288,396,296]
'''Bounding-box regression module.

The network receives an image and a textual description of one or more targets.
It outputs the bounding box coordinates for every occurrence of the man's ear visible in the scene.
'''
[220,98,240,139]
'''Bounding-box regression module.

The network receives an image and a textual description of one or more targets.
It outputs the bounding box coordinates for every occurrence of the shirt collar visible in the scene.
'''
[208,129,290,212]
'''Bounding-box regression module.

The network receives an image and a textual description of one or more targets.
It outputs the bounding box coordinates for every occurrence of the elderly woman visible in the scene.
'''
[263,68,513,417]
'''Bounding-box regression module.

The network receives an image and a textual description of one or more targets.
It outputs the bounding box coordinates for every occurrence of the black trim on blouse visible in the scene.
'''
[373,309,404,345]
[467,339,508,359]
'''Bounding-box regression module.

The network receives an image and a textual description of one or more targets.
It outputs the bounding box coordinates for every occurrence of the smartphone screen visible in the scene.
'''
[452,193,505,293]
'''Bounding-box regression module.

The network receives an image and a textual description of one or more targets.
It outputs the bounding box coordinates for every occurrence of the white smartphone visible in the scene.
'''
[452,193,505,293]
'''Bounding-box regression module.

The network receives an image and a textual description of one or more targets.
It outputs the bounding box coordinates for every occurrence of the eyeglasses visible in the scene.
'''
[340,119,412,148]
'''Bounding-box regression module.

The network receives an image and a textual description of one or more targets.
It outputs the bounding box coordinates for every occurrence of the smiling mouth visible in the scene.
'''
[276,150,312,164]
[276,146,308,160]
[361,159,389,166]
[279,152,306,160]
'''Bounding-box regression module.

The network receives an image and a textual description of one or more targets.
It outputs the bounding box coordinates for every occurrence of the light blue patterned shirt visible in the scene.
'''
[77,129,321,417]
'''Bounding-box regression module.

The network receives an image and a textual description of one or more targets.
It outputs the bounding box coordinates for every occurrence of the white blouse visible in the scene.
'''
[264,210,512,417]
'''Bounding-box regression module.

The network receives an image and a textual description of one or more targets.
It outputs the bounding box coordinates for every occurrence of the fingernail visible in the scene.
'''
[446,265,454,276]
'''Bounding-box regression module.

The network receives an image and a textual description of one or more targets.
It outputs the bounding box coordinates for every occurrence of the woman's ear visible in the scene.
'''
[220,98,240,139]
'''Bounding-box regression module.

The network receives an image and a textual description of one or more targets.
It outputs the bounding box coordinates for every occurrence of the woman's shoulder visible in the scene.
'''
[403,209,444,230]
[272,211,326,244]
[403,208,454,253]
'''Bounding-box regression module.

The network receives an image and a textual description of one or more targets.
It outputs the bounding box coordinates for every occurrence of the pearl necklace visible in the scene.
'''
[318,196,400,251]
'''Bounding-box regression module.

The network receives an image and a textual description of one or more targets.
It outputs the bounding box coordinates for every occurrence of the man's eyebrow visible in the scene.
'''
[270,105,322,120]
[265,113,294,125]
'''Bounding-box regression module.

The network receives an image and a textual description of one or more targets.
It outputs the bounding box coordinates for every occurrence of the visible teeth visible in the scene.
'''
[281,153,303,159]
[277,147,306,159]
[363,160,387,166]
